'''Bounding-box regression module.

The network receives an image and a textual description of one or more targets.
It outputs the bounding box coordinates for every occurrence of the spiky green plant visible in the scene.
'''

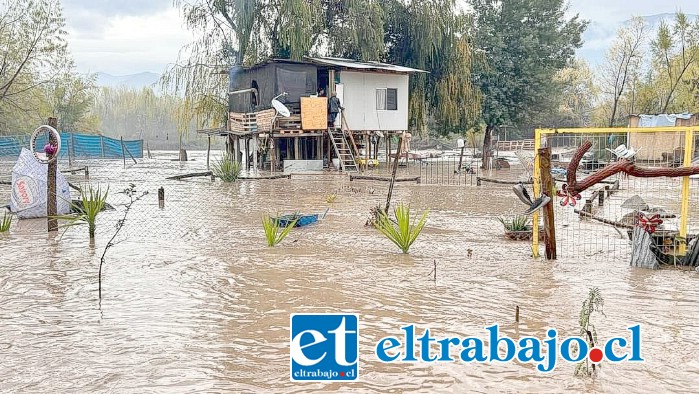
[212,156,242,182]
[575,287,605,377]
[375,203,429,254]
[56,185,109,239]
[498,216,530,231]
[0,212,12,232]
[325,193,338,203]
[262,214,298,247]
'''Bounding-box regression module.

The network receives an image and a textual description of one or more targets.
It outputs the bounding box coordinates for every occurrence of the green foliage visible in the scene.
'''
[498,216,530,232]
[0,0,72,133]
[374,203,429,254]
[470,0,586,165]
[0,211,12,232]
[575,287,605,377]
[262,214,297,247]
[212,155,242,182]
[56,185,109,239]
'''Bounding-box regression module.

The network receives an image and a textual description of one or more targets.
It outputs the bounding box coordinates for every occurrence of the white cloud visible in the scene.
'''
[66,7,192,75]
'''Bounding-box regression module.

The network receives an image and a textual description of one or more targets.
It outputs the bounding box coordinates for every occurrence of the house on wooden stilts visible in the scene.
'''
[205,57,426,173]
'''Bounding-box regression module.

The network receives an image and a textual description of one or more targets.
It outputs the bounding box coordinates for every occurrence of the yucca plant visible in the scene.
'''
[262,213,298,247]
[57,185,109,239]
[212,156,242,182]
[0,212,12,232]
[498,216,530,231]
[375,203,429,254]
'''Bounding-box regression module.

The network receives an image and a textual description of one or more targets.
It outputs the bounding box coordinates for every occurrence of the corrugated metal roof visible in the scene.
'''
[305,57,428,73]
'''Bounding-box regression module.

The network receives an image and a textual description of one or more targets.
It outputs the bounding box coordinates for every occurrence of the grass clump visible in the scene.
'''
[0,211,12,232]
[374,203,429,254]
[262,213,298,247]
[498,215,530,231]
[213,156,242,182]
[58,185,109,239]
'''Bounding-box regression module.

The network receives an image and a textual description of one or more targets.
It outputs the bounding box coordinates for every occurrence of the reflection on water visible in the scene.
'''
[1,152,698,393]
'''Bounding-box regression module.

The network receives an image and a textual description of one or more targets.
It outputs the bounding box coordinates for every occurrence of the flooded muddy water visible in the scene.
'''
[1,152,698,393]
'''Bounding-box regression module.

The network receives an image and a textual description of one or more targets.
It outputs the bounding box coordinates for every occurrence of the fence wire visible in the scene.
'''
[534,128,699,261]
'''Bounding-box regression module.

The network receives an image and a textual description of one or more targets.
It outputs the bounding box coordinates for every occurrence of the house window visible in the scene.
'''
[376,88,398,111]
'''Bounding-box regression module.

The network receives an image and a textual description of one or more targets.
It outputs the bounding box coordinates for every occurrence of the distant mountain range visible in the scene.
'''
[95,72,161,90]
[92,14,698,91]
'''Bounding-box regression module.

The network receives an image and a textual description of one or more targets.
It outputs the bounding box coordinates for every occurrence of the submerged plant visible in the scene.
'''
[498,216,530,232]
[212,155,242,182]
[325,193,338,203]
[575,287,605,377]
[0,211,12,232]
[374,203,429,254]
[262,214,298,247]
[57,185,109,239]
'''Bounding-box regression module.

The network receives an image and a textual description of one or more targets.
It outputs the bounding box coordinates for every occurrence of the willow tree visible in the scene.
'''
[470,0,586,168]
[383,0,482,134]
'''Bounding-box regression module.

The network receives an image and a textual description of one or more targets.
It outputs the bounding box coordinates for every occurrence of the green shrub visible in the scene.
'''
[375,203,429,254]
[213,156,242,182]
[498,216,530,231]
[57,185,109,238]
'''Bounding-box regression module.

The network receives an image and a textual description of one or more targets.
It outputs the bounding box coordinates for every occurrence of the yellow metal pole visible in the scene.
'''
[678,128,694,255]
[532,129,542,258]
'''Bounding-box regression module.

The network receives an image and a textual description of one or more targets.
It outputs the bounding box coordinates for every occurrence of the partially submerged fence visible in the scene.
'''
[0,133,143,160]
[531,127,699,260]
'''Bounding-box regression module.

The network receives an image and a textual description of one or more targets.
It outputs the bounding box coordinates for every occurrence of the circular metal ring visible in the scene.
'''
[30,125,61,164]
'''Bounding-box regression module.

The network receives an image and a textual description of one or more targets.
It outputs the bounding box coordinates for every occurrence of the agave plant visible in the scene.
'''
[374,203,429,254]
[0,211,12,232]
[56,185,109,239]
[212,155,242,182]
[498,216,530,231]
[262,213,298,247]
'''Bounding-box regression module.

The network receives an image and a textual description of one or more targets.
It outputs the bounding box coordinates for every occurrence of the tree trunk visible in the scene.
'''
[481,124,494,170]
[609,94,619,127]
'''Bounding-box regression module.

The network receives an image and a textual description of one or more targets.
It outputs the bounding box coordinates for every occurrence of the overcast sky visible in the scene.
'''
[63,0,698,76]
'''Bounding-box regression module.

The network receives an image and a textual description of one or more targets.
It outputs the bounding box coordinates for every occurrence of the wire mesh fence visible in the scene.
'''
[532,127,699,261]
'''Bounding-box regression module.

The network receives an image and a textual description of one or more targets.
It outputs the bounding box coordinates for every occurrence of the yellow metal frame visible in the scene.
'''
[532,126,699,258]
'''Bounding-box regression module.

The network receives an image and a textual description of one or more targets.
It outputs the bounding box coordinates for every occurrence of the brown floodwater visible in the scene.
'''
[1,152,698,393]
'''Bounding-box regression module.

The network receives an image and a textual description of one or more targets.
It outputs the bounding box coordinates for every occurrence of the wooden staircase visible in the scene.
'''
[329,128,359,172]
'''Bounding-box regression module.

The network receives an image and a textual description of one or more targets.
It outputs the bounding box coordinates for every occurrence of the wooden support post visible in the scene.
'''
[317,136,322,160]
[253,135,258,171]
[386,135,391,173]
[47,117,58,233]
[385,133,404,213]
[245,137,250,171]
[68,132,74,167]
[599,187,606,206]
[121,136,126,168]
[364,133,369,171]
[538,147,556,260]
[583,199,593,214]
[294,137,300,160]
[158,187,165,209]
[206,135,211,171]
